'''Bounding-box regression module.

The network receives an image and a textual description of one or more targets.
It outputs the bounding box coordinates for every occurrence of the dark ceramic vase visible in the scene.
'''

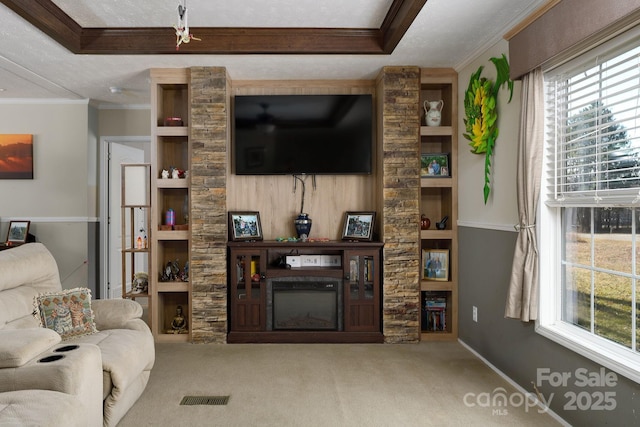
[294,213,312,240]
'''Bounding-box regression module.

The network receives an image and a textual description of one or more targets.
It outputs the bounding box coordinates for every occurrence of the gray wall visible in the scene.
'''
[459,226,640,425]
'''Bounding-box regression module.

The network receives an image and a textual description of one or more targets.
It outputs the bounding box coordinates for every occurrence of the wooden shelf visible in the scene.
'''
[421,280,455,292]
[157,281,189,292]
[420,126,453,136]
[420,229,454,239]
[156,179,189,189]
[420,177,453,188]
[156,126,188,137]
[156,230,189,240]
[124,291,150,299]
[122,248,150,254]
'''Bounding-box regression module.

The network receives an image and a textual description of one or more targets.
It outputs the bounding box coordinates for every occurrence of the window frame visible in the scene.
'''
[538,25,640,384]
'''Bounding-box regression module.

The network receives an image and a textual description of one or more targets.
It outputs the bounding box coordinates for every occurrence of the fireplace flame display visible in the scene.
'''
[269,279,342,331]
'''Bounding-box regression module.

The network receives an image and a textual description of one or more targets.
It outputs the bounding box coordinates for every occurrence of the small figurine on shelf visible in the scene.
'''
[160,260,181,282]
[168,305,187,334]
[436,216,449,230]
[178,261,189,282]
[161,169,170,179]
[171,168,180,179]
[132,272,148,294]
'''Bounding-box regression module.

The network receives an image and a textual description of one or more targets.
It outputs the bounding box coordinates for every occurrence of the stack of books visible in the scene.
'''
[423,294,447,332]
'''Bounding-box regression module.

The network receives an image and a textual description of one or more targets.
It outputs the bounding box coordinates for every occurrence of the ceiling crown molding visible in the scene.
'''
[1,0,427,55]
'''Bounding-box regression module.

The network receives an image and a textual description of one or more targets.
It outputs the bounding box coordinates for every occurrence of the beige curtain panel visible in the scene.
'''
[505,68,544,322]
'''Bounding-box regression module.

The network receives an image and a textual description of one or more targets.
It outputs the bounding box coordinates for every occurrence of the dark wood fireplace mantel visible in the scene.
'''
[227,241,384,343]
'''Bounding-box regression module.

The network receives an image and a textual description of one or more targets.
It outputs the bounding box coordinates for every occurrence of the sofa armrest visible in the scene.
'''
[0,329,61,368]
[91,299,143,331]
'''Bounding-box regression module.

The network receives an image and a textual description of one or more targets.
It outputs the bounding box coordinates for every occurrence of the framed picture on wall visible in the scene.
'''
[228,211,263,241]
[6,221,30,244]
[0,134,33,179]
[341,211,376,241]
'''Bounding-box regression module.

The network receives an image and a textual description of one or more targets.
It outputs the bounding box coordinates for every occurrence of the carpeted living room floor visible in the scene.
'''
[118,341,562,426]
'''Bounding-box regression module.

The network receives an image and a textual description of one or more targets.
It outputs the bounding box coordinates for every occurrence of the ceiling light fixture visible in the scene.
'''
[174,0,201,51]
[109,86,123,94]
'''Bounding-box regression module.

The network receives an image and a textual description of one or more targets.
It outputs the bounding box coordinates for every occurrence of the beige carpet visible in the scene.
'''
[118,341,562,426]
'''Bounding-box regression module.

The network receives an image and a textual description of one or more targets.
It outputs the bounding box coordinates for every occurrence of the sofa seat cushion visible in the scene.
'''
[0,390,90,427]
[72,328,155,399]
[0,328,60,368]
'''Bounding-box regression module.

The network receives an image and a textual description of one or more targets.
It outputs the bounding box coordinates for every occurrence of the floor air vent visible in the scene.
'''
[180,395,230,406]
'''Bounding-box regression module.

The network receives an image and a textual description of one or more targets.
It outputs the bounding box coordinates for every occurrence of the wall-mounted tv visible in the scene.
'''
[233,94,373,175]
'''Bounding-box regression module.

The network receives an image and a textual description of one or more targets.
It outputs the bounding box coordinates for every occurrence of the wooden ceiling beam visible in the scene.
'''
[1,0,81,52]
[81,27,384,54]
[381,0,429,53]
[2,0,427,55]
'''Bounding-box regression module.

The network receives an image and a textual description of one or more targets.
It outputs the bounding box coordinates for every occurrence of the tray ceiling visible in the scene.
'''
[0,0,548,105]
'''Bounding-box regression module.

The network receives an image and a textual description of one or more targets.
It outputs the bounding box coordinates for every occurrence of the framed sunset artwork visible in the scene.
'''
[0,134,33,179]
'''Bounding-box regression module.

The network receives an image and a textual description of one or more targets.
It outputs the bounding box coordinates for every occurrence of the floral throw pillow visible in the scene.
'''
[34,287,98,340]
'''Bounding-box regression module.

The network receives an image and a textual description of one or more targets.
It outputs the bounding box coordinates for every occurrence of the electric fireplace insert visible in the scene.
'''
[268,278,343,331]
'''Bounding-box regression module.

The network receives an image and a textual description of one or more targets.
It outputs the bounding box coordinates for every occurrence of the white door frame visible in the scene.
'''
[99,136,150,300]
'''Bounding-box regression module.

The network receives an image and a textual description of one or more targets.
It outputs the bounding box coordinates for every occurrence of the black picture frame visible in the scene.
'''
[6,220,30,244]
[228,212,263,241]
[341,211,375,241]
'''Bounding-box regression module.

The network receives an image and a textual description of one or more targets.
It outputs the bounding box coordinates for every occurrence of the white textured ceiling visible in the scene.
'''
[0,0,547,106]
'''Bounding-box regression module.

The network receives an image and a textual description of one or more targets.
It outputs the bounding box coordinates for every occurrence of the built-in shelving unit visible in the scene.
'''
[121,164,151,310]
[419,68,458,340]
[150,69,191,342]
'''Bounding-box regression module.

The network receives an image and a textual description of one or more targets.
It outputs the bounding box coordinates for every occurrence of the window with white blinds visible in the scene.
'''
[546,38,640,207]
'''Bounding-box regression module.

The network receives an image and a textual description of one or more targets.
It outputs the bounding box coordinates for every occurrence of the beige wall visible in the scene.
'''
[98,107,151,137]
[0,100,91,288]
[457,38,520,229]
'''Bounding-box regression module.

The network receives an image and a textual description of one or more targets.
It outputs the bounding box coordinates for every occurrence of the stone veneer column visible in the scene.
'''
[190,67,229,343]
[378,66,421,343]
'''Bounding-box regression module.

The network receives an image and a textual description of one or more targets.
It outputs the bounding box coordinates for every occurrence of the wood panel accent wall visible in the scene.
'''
[227,81,378,240]
[187,69,422,343]
[376,66,421,343]
[190,67,229,343]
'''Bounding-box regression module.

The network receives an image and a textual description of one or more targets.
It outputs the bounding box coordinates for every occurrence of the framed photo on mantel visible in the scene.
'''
[342,211,375,241]
[228,211,263,241]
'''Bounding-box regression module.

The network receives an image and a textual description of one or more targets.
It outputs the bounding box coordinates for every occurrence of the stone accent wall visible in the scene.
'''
[190,67,229,343]
[187,66,421,343]
[378,66,421,343]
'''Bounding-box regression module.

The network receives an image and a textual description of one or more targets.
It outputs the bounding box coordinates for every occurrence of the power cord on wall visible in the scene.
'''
[60,259,89,284]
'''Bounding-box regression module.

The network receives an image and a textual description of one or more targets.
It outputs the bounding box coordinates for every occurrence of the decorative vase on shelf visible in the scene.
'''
[424,100,444,127]
[294,213,312,241]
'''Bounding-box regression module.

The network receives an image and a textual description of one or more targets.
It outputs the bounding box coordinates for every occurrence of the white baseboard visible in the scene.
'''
[458,339,570,427]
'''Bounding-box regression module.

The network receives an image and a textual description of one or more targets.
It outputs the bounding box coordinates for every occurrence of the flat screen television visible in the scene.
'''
[233,94,373,175]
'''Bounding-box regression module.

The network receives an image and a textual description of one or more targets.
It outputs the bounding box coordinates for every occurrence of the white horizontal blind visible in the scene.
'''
[546,38,640,207]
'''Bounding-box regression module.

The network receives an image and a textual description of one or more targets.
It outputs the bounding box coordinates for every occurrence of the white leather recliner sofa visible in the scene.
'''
[0,243,155,427]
